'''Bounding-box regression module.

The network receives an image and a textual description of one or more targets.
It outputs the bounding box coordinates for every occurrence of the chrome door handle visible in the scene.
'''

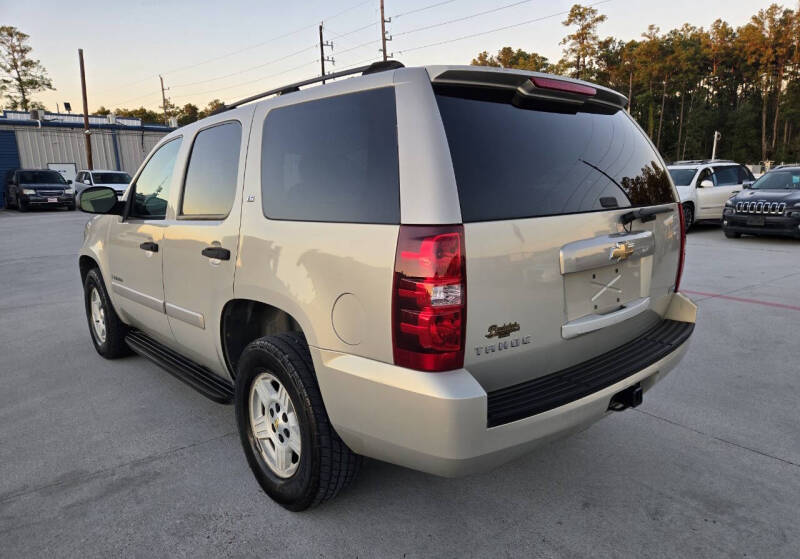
[201,247,230,261]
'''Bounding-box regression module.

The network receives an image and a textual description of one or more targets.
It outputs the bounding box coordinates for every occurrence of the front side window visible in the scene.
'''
[181,121,242,217]
[130,138,182,219]
[697,168,713,185]
[738,166,755,183]
[260,88,400,224]
[713,166,740,186]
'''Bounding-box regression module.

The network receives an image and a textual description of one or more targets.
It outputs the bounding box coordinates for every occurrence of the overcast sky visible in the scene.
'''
[1,0,783,113]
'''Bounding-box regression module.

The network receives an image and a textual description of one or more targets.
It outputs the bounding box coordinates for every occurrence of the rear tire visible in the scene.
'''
[724,229,741,239]
[83,267,130,358]
[235,332,361,511]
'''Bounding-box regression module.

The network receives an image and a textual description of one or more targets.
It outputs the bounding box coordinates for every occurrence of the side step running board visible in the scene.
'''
[125,330,234,404]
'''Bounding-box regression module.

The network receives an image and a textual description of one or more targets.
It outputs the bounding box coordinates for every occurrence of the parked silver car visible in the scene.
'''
[77,62,696,511]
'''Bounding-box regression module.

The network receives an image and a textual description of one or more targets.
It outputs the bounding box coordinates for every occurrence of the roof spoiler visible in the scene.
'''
[431,69,627,111]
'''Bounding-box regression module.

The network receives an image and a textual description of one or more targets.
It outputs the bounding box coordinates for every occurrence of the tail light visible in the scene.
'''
[675,203,686,291]
[392,225,466,372]
[530,76,597,96]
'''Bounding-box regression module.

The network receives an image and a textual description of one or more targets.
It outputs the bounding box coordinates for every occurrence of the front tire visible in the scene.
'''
[682,204,694,233]
[17,197,28,212]
[83,267,130,358]
[235,332,361,511]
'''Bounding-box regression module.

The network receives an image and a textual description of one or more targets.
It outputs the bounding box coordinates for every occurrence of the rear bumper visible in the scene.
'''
[314,293,697,477]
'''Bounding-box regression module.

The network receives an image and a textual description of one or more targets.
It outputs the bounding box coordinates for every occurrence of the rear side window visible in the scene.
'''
[181,121,242,217]
[435,92,675,222]
[131,138,182,219]
[668,168,697,186]
[260,88,399,224]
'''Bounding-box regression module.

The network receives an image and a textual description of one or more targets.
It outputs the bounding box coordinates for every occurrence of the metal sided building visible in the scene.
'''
[0,110,174,208]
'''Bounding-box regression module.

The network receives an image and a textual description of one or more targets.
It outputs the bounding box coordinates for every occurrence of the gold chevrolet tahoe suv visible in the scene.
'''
[78,62,696,511]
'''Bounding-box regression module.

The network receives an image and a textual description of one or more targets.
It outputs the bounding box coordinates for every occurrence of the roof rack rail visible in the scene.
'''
[213,60,405,115]
[772,163,800,170]
[671,159,736,165]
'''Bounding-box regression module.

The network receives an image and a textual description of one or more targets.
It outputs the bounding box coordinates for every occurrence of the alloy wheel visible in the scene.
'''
[249,372,302,478]
[90,287,107,343]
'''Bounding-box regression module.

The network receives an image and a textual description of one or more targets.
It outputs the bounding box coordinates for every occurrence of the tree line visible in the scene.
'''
[3,4,799,164]
[472,3,800,164]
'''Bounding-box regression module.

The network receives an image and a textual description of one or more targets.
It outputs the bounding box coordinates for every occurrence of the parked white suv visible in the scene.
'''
[77,62,696,511]
[667,160,756,229]
[75,169,132,200]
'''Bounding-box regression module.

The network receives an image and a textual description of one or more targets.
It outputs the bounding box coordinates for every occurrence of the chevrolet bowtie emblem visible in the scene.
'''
[610,241,635,261]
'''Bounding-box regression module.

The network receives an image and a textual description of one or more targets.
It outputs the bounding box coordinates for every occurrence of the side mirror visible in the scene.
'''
[80,186,122,215]
[699,179,714,188]
[742,181,753,189]
[67,179,73,185]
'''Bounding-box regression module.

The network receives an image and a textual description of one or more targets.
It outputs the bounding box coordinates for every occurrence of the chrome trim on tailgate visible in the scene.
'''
[560,231,654,274]
[562,296,651,339]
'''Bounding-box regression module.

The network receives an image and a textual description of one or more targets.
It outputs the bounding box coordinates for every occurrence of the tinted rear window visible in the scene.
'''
[261,88,399,224]
[92,172,131,184]
[436,92,675,222]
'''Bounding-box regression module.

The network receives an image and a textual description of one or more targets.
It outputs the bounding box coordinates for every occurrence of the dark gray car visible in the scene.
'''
[4,169,76,211]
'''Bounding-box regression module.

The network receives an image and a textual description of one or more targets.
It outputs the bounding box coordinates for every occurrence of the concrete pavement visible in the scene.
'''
[1,210,798,558]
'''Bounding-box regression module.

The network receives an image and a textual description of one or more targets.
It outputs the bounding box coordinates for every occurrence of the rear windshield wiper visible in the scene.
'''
[620,206,674,226]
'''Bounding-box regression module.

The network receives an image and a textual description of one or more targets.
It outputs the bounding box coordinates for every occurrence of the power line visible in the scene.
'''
[94,0,373,97]
[392,0,459,19]
[170,60,319,102]
[396,0,610,55]
[160,0,372,76]
[326,21,377,42]
[393,0,535,38]
[168,44,318,89]
[335,37,381,57]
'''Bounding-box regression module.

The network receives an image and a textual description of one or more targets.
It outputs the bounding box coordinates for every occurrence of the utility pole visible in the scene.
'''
[319,23,334,83]
[711,130,721,160]
[78,49,93,170]
[380,0,392,61]
[159,75,170,125]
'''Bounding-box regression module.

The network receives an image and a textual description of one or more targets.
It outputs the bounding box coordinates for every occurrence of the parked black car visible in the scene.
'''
[4,169,76,211]
[722,165,800,239]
